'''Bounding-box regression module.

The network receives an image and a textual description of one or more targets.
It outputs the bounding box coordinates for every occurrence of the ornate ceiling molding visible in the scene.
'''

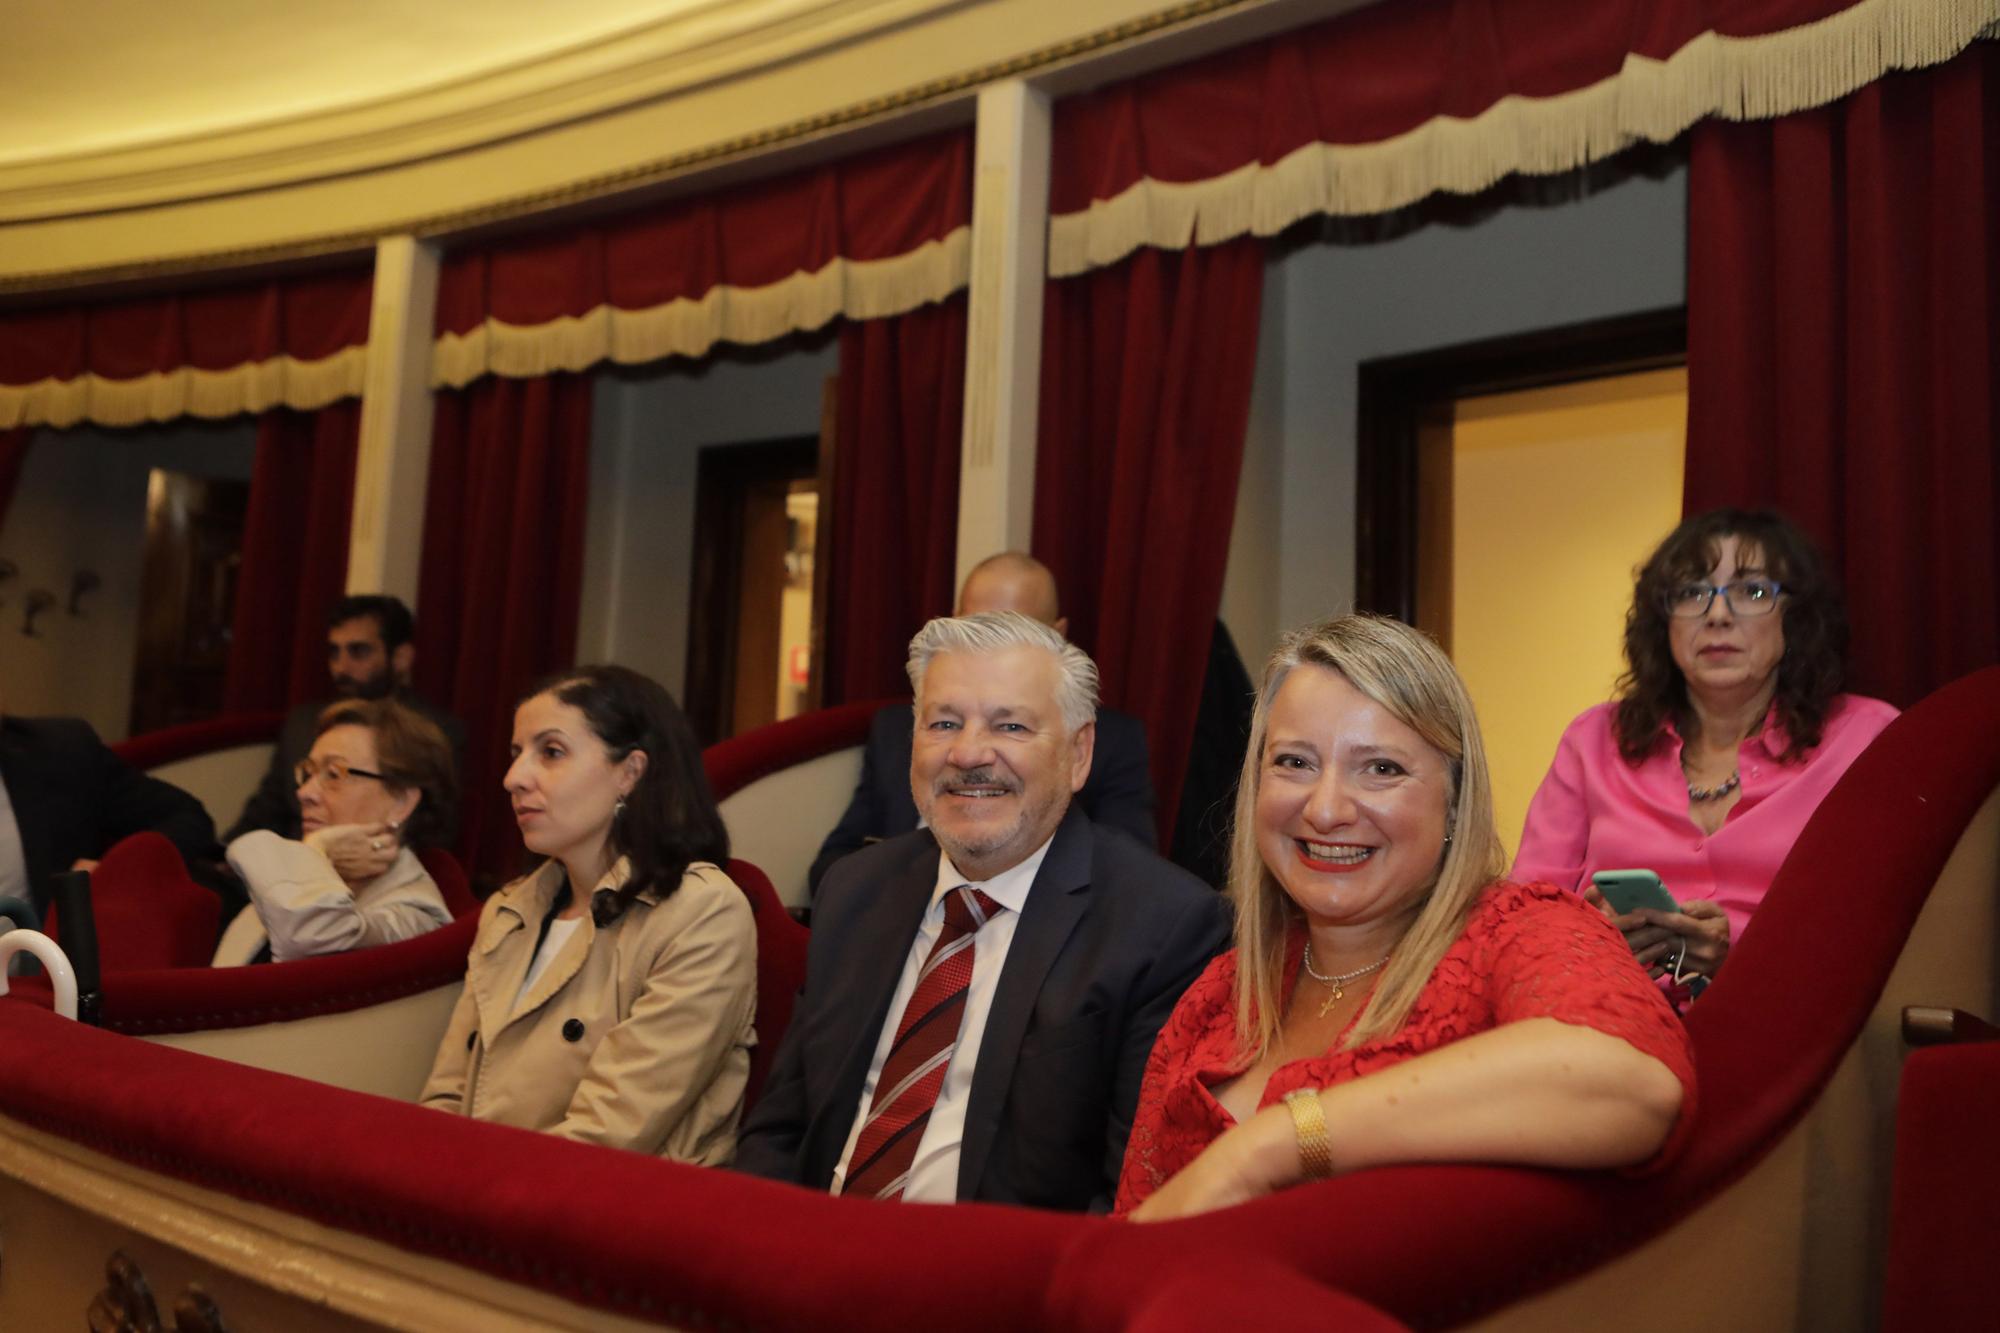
[0,0,977,224]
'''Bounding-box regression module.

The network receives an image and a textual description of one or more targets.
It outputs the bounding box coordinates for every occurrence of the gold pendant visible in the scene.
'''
[1318,982,1344,1017]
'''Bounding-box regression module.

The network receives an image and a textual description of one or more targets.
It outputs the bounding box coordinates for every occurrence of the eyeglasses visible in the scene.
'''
[294,756,389,790]
[1662,578,1786,619]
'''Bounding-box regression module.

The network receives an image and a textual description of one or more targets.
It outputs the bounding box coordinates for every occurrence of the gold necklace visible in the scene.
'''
[1302,943,1390,1018]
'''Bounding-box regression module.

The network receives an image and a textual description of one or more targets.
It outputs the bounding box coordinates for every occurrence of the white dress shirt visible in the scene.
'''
[0,769,28,908]
[830,836,1053,1202]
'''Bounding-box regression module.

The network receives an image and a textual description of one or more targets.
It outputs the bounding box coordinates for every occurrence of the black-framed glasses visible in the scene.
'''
[1662,578,1785,619]
[294,756,389,789]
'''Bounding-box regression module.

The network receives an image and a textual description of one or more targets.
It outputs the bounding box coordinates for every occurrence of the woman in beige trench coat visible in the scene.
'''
[421,666,756,1162]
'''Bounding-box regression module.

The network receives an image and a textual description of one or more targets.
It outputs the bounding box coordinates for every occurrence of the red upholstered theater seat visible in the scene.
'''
[725,857,807,1112]
[1048,666,2000,1331]
[0,670,1992,1330]
[45,831,220,971]
[1883,1040,2000,1331]
[109,711,286,771]
[704,698,899,910]
[417,846,478,918]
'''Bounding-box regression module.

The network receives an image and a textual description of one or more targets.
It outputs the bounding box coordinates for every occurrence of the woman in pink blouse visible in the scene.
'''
[1513,509,1896,992]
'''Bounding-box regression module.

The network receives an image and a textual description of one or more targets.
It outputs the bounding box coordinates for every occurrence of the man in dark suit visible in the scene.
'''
[736,611,1227,1210]
[225,595,463,843]
[807,552,1156,895]
[0,712,217,914]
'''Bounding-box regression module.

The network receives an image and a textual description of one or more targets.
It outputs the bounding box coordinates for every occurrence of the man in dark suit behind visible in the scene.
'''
[807,552,1156,895]
[0,711,217,914]
[735,611,1228,1211]
[225,594,463,844]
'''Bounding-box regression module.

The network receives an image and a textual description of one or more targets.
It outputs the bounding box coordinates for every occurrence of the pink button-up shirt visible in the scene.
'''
[1511,694,1898,942]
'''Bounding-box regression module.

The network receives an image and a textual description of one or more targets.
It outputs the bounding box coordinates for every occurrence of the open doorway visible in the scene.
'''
[683,436,826,746]
[1357,309,1687,857]
[129,469,248,734]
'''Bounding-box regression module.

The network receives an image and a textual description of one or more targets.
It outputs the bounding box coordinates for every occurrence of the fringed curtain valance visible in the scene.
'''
[1048,0,1999,277]
[0,269,373,430]
[431,129,973,387]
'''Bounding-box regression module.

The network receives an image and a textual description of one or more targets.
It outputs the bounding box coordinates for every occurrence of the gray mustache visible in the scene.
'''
[937,768,1018,793]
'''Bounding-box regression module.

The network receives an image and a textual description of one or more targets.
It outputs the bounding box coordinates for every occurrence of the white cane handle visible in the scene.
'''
[0,930,78,1020]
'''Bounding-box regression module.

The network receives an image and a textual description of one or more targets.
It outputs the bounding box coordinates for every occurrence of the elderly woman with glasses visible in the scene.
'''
[213,698,458,966]
[1512,508,1896,994]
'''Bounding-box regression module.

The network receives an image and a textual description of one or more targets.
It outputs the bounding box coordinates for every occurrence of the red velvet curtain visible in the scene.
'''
[822,295,967,703]
[1685,44,2000,707]
[0,269,372,426]
[0,428,33,529]
[222,404,363,713]
[1046,0,1943,270]
[432,129,971,382]
[1034,238,1265,845]
[416,374,594,882]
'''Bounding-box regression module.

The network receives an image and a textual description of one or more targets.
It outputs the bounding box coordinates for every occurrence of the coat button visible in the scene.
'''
[562,1019,585,1042]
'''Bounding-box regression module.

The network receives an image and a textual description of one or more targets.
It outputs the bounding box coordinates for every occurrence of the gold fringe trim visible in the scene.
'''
[1049,0,2000,276]
[0,347,366,430]
[432,225,970,386]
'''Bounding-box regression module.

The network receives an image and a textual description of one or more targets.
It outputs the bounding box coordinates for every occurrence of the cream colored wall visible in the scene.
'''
[575,341,837,699]
[0,0,1373,288]
[1222,162,1688,667]
[1448,368,1687,861]
[0,422,254,737]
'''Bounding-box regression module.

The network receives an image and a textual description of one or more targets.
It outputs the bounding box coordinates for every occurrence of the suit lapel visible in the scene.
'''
[810,837,939,1174]
[957,807,1093,1198]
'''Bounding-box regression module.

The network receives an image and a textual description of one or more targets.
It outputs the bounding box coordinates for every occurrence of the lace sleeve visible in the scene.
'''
[1478,882,1698,1167]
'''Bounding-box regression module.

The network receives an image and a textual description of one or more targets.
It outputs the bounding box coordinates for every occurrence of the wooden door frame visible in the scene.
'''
[684,435,820,746]
[1354,306,1688,625]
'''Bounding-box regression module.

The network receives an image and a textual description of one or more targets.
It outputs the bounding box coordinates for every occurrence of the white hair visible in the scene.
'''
[906,611,1099,733]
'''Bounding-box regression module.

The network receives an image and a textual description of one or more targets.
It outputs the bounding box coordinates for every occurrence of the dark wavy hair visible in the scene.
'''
[315,698,456,848]
[528,665,729,924]
[1613,508,1849,764]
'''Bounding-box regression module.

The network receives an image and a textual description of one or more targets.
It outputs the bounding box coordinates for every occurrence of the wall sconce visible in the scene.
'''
[21,589,54,637]
[69,569,101,617]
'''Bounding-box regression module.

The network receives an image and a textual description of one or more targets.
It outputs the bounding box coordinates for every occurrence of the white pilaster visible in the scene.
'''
[347,234,441,602]
[956,79,1051,588]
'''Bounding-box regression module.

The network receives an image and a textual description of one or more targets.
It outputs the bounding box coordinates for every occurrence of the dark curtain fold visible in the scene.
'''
[416,373,594,883]
[821,295,967,705]
[0,428,34,529]
[1686,43,2000,707]
[1034,238,1264,847]
[222,403,362,713]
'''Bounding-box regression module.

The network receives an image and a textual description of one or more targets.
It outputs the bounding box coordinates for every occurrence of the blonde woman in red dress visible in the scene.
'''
[1118,615,1696,1219]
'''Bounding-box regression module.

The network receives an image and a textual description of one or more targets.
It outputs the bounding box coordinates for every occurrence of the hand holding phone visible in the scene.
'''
[1589,869,1679,916]
[1589,869,1691,981]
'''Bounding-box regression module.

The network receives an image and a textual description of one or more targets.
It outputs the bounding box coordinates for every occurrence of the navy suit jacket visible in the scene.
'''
[807,703,1156,895]
[735,805,1229,1211]
[0,716,217,912]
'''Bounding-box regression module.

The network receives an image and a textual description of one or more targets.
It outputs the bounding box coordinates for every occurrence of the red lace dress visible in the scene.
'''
[1114,880,1698,1213]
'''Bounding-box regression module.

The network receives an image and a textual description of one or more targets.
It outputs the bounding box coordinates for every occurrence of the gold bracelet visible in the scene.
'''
[1283,1088,1335,1180]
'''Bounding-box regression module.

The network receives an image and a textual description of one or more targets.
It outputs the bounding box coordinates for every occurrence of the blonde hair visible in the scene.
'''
[1229,615,1506,1056]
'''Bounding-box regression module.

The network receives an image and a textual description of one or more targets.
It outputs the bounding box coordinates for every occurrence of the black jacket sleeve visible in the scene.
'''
[1097,886,1230,1210]
[1080,709,1158,850]
[223,705,315,843]
[80,724,218,866]
[806,708,905,897]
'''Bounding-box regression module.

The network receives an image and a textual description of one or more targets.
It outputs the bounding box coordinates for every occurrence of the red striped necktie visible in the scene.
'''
[841,885,1003,1200]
